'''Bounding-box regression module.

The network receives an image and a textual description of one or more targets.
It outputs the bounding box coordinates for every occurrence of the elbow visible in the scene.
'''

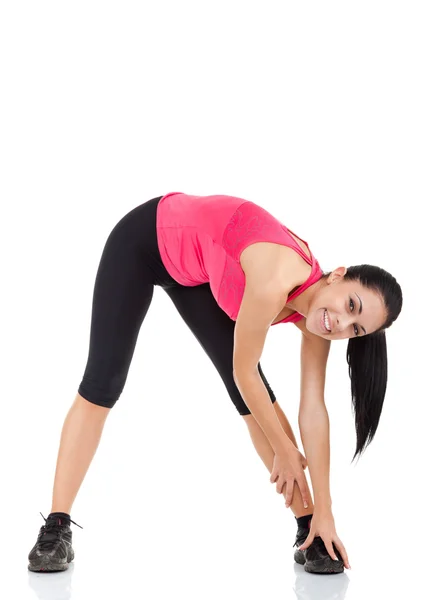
[233,367,256,387]
[233,368,242,388]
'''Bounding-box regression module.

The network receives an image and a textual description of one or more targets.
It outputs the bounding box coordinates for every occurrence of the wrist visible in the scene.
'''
[273,435,297,455]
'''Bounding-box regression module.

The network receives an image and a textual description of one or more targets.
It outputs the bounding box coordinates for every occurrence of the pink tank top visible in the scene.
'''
[156,192,323,326]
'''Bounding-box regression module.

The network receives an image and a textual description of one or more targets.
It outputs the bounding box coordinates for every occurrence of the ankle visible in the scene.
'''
[49,510,72,519]
[295,513,313,530]
[291,506,314,520]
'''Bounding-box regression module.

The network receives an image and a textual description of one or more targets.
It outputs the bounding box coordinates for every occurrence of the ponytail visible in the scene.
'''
[347,330,388,463]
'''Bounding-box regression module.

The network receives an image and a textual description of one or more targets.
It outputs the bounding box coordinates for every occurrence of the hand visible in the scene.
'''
[298,508,351,568]
[270,445,311,509]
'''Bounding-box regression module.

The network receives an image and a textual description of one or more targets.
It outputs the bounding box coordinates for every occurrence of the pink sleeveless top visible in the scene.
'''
[156,192,324,326]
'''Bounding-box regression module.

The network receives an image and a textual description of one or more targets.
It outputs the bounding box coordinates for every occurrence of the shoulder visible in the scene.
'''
[240,242,312,293]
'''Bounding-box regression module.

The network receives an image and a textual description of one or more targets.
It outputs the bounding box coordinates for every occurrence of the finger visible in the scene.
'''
[285,478,294,507]
[270,471,278,484]
[296,477,310,509]
[281,481,290,505]
[324,539,338,563]
[276,478,285,494]
[334,538,350,568]
[299,532,313,551]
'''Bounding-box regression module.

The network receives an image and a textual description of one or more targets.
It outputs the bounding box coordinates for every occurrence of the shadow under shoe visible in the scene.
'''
[294,527,344,574]
[28,512,83,572]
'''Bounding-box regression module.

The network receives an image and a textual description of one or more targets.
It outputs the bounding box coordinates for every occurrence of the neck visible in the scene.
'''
[289,278,325,317]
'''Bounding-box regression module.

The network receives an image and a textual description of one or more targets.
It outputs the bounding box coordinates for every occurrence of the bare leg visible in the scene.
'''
[242,401,314,518]
[50,393,111,514]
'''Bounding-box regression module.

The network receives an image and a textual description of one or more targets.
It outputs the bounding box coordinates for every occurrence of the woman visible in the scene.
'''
[28,192,402,575]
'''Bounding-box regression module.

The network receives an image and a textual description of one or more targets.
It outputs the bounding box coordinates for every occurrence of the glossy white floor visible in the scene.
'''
[5,423,445,600]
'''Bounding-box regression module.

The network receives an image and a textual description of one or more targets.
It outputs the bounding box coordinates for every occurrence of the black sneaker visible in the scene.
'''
[28,512,83,572]
[294,527,344,574]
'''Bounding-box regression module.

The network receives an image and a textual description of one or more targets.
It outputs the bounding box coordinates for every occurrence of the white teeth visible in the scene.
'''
[324,310,331,331]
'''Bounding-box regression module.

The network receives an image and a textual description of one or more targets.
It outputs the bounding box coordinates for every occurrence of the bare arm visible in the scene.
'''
[295,319,333,510]
[233,280,295,454]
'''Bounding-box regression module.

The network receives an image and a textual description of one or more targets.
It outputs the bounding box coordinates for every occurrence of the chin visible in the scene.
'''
[305,316,319,337]
[307,309,329,338]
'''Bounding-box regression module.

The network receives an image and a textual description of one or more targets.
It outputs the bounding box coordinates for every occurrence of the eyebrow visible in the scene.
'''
[354,293,367,335]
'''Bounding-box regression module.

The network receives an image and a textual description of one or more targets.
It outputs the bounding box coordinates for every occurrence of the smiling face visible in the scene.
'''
[305,267,388,340]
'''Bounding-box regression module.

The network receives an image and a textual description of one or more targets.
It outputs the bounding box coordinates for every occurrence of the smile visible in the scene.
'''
[322,309,331,333]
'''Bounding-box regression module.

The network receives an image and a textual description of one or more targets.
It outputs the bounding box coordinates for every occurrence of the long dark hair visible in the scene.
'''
[323,265,403,463]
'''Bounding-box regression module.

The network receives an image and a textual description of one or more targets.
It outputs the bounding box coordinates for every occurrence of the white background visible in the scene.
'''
[1,1,444,599]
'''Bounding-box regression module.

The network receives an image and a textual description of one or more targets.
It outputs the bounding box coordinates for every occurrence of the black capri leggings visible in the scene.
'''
[78,195,277,414]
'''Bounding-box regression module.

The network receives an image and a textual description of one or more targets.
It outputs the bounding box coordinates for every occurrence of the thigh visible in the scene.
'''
[163,283,276,415]
[78,206,158,409]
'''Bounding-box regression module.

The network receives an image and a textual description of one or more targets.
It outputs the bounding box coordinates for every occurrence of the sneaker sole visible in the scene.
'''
[294,549,344,574]
[28,549,74,572]
[294,549,305,565]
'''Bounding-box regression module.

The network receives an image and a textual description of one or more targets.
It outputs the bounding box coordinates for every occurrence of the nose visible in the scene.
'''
[336,314,352,332]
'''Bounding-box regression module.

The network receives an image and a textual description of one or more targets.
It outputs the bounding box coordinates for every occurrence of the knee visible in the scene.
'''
[77,377,120,410]
[75,393,112,416]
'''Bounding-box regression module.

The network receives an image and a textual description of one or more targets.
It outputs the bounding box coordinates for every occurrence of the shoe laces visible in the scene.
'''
[37,512,83,551]
[293,528,309,548]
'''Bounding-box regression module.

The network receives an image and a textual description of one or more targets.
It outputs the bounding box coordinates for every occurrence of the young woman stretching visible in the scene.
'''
[28,192,403,575]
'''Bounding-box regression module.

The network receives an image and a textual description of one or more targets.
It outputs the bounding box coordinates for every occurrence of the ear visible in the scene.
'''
[328,266,347,283]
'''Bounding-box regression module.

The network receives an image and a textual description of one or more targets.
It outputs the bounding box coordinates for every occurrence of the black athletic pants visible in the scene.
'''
[78,196,277,414]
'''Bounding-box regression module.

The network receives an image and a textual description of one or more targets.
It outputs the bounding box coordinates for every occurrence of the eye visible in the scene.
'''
[350,298,359,337]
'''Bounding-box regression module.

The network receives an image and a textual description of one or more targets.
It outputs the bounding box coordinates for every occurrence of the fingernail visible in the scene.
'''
[304,502,308,508]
